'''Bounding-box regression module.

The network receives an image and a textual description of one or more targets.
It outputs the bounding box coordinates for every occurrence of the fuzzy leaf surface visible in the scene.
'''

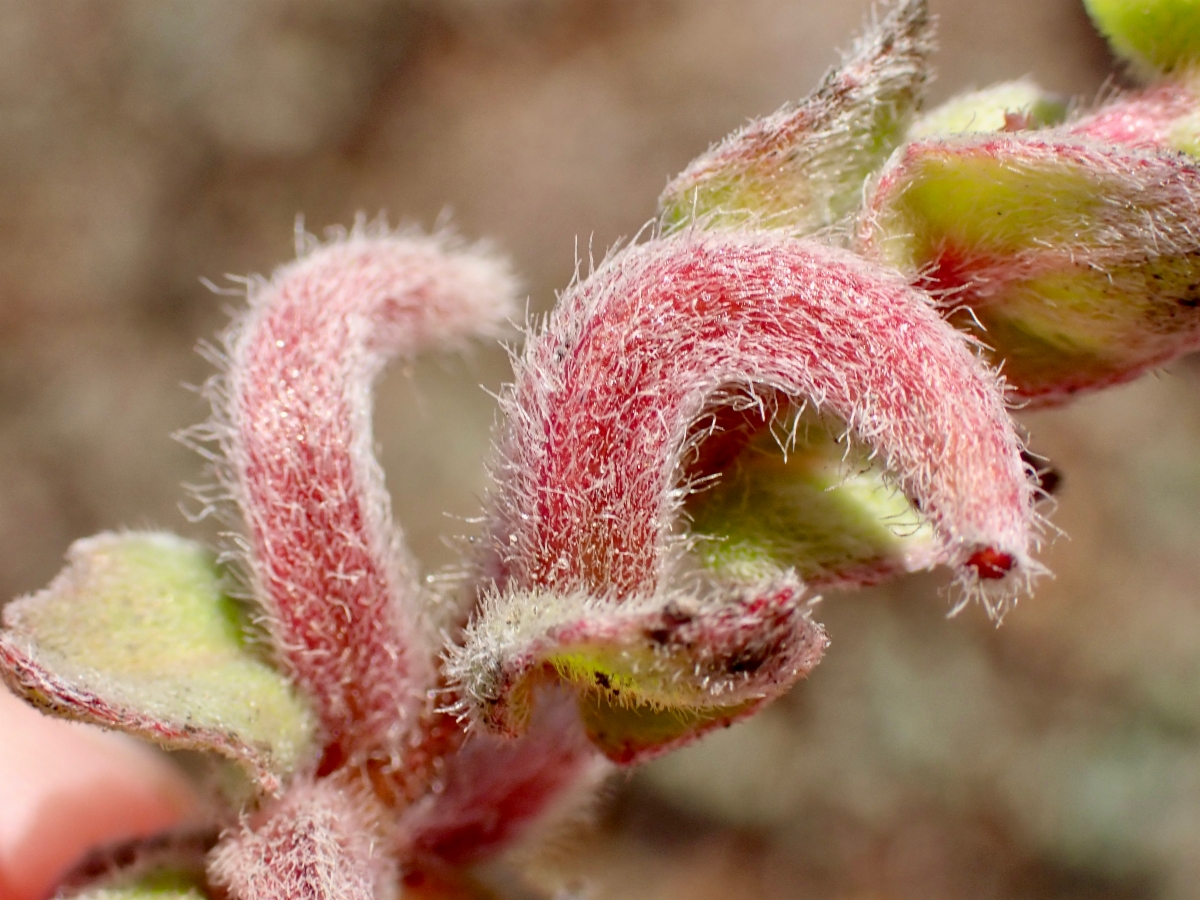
[860,134,1200,404]
[1068,76,1200,155]
[909,79,1066,137]
[685,410,938,588]
[659,0,932,234]
[0,532,315,796]
[62,871,209,900]
[400,690,606,863]
[488,232,1033,597]
[453,231,1036,760]
[206,226,519,792]
[454,578,827,764]
[207,780,385,900]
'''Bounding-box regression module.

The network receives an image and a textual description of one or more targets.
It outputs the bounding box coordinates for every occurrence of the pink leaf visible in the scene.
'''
[399,689,607,865]
[205,223,519,785]
[488,230,1033,598]
[451,230,1037,759]
[207,779,387,900]
[1068,79,1199,150]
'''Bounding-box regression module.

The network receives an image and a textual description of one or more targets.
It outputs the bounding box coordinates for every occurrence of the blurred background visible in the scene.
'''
[3,0,1199,897]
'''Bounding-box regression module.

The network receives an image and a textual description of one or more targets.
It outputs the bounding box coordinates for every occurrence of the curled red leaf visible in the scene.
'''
[202,224,519,784]
[450,230,1038,759]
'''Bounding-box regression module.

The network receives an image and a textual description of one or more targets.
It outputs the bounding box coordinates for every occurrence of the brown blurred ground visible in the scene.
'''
[6,1,1200,898]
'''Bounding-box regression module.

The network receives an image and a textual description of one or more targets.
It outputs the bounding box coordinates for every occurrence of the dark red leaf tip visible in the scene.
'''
[967,547,1015,580]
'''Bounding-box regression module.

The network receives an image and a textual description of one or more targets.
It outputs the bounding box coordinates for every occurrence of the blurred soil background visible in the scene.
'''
[3,0,1199,898]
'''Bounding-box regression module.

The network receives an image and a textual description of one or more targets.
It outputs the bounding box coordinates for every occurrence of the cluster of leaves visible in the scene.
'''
[5,0,1200,897]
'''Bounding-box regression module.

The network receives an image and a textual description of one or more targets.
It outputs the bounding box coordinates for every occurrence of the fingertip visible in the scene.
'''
[0,687,198,900]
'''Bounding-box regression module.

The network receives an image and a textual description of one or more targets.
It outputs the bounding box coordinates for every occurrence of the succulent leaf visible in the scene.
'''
[61,871,210,900]
[400,690,606,863]
[659,0,933,234]
[685,408,939,588]
[52,831,216,900]
[0,532,316,796]
[207,780,387,900]
[859,134,1200,404]
[1084,0,1200,76]
[1068,76,1200,154]
[201,224,520,786]
[451,230,1037,760]
[487,231,1035,600]
[451,578,827,764]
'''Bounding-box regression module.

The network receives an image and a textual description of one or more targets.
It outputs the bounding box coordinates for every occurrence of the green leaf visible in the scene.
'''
[575,691,758,766]
[63,869,209,900]
[859,134,1200,404]
[685,413,938,587]
[1085,0,1200,75]
[659,0,931,234]
[0,532,317,796]
[449,580,827,765]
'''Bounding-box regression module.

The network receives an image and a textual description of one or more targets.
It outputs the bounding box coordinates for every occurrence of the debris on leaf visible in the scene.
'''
[909,78,1067,138]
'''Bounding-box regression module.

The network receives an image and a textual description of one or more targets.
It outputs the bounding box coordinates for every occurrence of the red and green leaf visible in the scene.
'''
[860,134,1200,404]
[0,532,316,796]
[659,0,932,234]
[450,230,1038,762]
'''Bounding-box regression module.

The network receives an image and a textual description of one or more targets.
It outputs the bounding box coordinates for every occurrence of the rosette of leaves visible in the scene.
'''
[455,0,1200,796]
[0,187,1025,896]
[7,0,1200,897]
[2,228,607,900]
[1,207,1035,897]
